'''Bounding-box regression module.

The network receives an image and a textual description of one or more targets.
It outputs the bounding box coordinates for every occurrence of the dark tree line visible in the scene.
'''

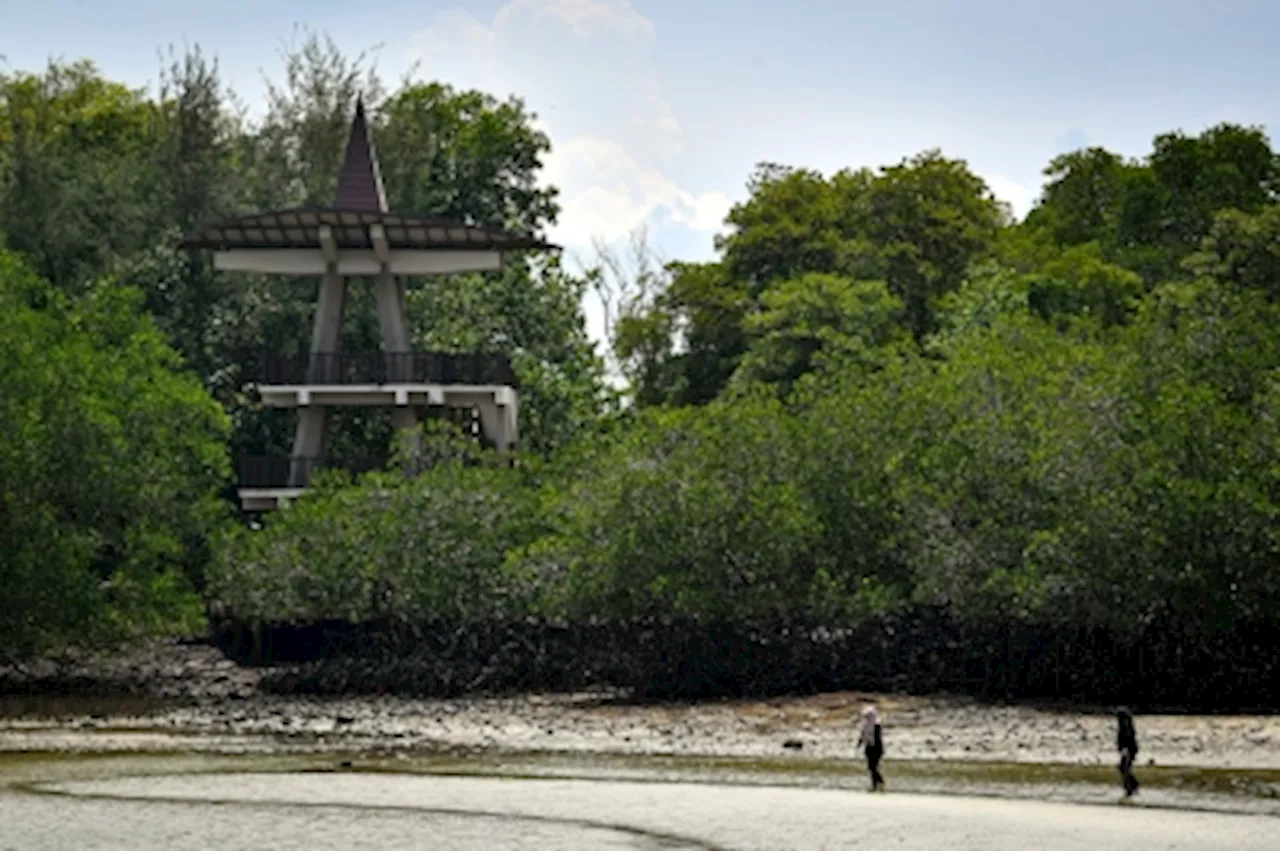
[3,37,1278,708]
[211,116,1280,707]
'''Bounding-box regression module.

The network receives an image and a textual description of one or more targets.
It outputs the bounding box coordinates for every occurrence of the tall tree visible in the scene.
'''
[860,150,1007,338]
[1022,123,1280,284]
[377,82,558,234]
[0,61,158,292]
[618,151,1003,404]
[115,46,249,382]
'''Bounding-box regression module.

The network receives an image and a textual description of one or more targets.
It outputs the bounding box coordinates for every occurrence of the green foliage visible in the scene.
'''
[0,36,605,471]
[716,151,1005,335]
[205,104,1280,665]
[539,397,828,623]
[862,277,1280,634]
[378,82,557,233]
[861,151,1008,338]
[1025,148,1128,243]
[1023,123,1280,284]
[1148,124,1279,255]
[0,61,158,292]
[209,439,542,626]
[611,298,683,407]
[624,151,1004,404]
[0,40,605,658]
[407,254,611,454]
[8,40,1280,682]
[0,249,229,659]
[934,252,1142,353]
[1027,243,1144,327]
[930,262,1033,353]
[719,164,862,288]
[1185,206,1280,298]
[733,273,908,392]
[655,260,750,405]
[207,271,1280,665]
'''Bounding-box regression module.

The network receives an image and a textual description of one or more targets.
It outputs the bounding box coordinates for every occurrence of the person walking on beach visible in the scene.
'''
[857,704,885,792]
[1117,707,1140,797]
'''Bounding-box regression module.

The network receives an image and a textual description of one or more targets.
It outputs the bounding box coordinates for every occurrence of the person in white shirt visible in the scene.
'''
[857,704,885,791]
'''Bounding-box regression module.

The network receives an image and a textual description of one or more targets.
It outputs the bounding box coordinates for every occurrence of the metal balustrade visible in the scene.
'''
[237,449,514,490]
[260,351,517,387]
[236,455,385,489]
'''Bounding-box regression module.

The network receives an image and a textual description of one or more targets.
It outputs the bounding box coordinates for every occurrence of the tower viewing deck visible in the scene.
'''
[181,97,554,511]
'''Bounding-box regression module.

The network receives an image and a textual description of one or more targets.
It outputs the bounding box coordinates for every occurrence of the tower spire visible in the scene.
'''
[334,94,388,213]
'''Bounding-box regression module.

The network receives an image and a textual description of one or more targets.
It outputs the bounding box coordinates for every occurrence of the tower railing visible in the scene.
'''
[236,449,515,490]
[260,351,517,387]
[237,455,387,489]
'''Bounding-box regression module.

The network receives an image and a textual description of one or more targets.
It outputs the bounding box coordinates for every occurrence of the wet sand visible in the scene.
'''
[5,769,1278,850]
[4,641,1278,848]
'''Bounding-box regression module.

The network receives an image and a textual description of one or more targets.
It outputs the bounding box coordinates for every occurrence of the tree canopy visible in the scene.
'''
[0,248,228,659]
[3,37,1279,708]
[0,35,607,471]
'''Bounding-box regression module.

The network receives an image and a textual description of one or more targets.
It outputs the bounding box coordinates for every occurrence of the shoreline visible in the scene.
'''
[5,756,1278,850]
[3,746,1280,820]
[3,640,1277,772]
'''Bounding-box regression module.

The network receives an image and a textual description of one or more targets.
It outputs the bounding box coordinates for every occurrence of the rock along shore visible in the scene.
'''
[2,640,1276,769]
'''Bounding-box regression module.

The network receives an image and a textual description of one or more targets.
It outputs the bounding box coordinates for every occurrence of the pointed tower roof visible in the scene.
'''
[334,95,388,213]
[180,93,559,259]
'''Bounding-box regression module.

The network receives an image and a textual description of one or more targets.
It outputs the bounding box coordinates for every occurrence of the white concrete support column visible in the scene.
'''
[373,224,420,447]
[375,268,418,435]
[372,227,412,352]
[475,399,516,453]
[504,391,519,450]
[289,228,345,486]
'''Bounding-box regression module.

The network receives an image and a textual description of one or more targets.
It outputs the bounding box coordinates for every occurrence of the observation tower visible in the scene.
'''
[181,98,553,510]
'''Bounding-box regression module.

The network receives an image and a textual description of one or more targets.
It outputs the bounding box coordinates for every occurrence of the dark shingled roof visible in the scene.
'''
[334,96,388,213]
[180,96,556,254]
[179,208,555,252]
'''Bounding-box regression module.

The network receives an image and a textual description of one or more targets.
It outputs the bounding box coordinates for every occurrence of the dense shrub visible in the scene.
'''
[0,249,229,660]
[544,396,829,623]
[209,438,545,627]
[209,272,1280,708]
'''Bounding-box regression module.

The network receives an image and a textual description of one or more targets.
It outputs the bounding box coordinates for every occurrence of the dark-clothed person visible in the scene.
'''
[1117,708,1140,797]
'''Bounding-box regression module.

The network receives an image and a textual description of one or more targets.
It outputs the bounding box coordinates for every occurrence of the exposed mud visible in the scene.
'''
[0,640,259,712]
[2,641,1277,774]
[4,693,1277,774]
[2,637,1280,767]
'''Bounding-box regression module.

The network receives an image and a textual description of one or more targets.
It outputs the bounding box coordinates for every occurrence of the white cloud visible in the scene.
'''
[405,0,711,255]
[493,0,655,40]
[641,80,683,155]
[681,191,734,232]
[406,1,674,150]
[546,136,730,247]
[981,172,1036,221]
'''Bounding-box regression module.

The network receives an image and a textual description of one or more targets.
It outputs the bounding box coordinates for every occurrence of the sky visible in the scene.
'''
[4,0,1280,342]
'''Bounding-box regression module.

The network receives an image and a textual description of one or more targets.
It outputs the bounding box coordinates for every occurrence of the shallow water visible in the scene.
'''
[4,793,689,850]
[3,756,1279,850]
